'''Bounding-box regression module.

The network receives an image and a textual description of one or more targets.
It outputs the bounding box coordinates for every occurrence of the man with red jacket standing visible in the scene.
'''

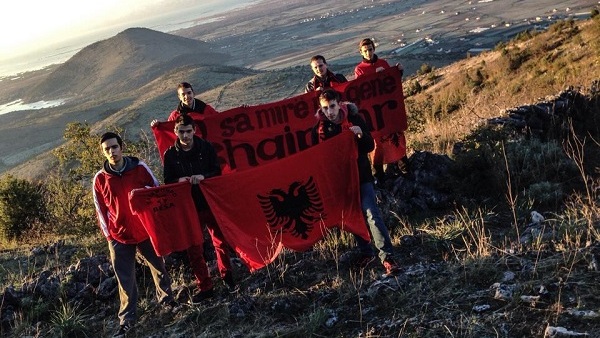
[354,38,404,78]
[93,132,177,338]
[354,38,409,184]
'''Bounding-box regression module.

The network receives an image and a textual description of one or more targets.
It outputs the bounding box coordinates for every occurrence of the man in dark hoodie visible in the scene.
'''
[163,115,237,303]
[304,55,348,93]
[93,132,177,338]
[311,89,400,276]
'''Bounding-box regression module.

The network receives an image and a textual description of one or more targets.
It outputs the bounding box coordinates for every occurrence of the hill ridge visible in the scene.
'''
[29,27,229,100]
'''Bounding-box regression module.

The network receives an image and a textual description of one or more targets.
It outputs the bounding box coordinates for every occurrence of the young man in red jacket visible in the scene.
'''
[354,38,409,184]
[93,132,178,338]
[354,38,404,78]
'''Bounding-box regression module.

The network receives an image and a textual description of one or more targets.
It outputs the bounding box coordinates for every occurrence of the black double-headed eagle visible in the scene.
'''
[257,176,325,239]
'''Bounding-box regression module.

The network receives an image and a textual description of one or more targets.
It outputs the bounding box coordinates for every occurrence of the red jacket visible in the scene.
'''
[93,157,159,244]
[354,55,391,78]
[167,98,218,121]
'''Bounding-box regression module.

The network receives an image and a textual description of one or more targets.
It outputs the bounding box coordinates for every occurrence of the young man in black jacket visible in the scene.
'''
[304,55,347,93]
[311,89,400,275]
[163,115,236,303]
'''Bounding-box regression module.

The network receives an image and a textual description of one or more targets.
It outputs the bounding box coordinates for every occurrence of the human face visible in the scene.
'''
[101,138,123,166]
[175,124,195,148]
[311,59,328,77]
[177,87,195,107]
[320,98,341,123]
[359,44,375,61]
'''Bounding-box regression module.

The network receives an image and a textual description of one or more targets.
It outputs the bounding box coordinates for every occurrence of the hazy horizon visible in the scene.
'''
[0,0,261,78]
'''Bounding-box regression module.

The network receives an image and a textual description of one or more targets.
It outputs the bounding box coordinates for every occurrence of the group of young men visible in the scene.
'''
[93,38,406,337]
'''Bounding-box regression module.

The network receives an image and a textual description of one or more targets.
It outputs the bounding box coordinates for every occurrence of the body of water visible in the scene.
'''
[0,99,69,116]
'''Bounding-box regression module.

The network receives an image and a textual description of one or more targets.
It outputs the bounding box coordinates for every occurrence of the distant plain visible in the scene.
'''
[0,0,596,177]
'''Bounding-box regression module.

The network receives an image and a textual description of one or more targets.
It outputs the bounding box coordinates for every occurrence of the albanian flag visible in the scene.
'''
[200,132,370,271]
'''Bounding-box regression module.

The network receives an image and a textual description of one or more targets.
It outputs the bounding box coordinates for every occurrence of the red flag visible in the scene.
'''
[200,132,370,271]
[129,182,204,256]
[334,67,408,164]
[152,67,407,169]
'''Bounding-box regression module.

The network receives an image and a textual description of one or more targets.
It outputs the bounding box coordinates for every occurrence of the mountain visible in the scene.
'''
[28,28,229,100]
[0,28,235,176]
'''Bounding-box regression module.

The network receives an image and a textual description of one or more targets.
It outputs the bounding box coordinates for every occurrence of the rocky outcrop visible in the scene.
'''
[487,81,600,140]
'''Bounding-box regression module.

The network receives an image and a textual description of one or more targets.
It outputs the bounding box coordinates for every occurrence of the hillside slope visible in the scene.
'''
[28,28,229,100]
[402,18,600,155]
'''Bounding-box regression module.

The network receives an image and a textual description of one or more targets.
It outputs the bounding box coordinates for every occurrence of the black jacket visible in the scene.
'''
[311,102,375,183]
[163,135,221,211]
[304,70,348,93]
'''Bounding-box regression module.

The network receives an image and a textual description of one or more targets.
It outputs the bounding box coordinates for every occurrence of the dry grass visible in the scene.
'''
[405,19,600,157]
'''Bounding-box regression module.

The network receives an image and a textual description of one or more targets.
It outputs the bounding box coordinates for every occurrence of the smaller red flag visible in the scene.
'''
[129,182,204,256]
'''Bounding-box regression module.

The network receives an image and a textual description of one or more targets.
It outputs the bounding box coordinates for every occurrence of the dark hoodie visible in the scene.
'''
[305,70,348,93]
[311,102,375,183]
[163,135,221,211]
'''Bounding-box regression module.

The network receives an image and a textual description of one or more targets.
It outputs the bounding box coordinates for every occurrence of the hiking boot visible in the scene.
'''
[113,322,134,338]
[162,299,184,314]
[355,254,376,268]
[223,271,239,293]
[190,288,214,305]
[398,157,409,174]
[383,258,401,276]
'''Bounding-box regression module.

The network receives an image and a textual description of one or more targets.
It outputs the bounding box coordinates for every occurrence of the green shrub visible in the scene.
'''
[49,300,91,338]
[506,48,531,71]
[525,181,563,209]
[405,80,422,96]
[417,63,433,75]
[513,29,535,42]
[450,127,508,200]
[0,175,46,241]
[505,139,577,193]
[44,172,97,237]
[464,68,485,89]
[45,122,159,236]
[52,122,105,180]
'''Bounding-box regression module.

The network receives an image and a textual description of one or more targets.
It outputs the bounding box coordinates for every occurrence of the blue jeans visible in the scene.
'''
[355,182,394,262]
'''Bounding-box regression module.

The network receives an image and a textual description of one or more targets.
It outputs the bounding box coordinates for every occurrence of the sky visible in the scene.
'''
[0,0,245,75]
[1,1,170,56]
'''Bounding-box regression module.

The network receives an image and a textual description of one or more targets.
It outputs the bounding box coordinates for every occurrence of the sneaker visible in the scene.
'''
[113,322,134,338]
[383,258,401,276]
[190,288,214,305]
[355,254,376,268]
[162,299,184,314]
[223,271,239,293]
